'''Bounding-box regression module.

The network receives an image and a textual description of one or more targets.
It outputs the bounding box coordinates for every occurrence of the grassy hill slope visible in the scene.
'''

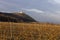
[0,22,60,40]
[0,12,36,22]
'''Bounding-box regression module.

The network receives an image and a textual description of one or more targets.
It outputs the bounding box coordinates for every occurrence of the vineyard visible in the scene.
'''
[0,22,60,40]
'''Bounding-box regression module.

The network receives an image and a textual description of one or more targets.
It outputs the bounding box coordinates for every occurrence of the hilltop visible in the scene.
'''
[0,12,36,22]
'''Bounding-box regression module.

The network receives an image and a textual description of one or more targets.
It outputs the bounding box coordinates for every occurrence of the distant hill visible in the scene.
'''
[0,12,36,22]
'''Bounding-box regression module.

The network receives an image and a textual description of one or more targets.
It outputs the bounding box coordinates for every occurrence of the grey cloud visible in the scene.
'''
[23,8,60,23]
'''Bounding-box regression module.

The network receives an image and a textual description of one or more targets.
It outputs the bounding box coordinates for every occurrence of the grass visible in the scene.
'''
[0,22,60,40]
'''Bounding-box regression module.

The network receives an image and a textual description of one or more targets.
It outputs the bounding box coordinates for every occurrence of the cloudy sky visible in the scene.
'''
[0,0,60,23]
